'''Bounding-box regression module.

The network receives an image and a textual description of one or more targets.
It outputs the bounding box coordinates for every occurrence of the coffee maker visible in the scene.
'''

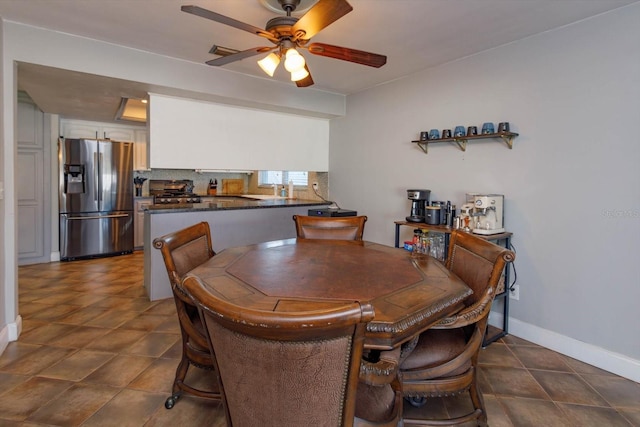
[471,194,505,235]
[406,189,430,223]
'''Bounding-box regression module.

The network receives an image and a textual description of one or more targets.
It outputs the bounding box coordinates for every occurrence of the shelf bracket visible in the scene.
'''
[453,138,467,152]
[415,141,429,154]
[500,135,515,149]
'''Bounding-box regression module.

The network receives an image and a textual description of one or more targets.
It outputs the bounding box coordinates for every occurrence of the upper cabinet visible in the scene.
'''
[148,93,329,171]
[60,119,138,140]
[60,119,148,170]
[102,126,136,142]
[133,129,149,171]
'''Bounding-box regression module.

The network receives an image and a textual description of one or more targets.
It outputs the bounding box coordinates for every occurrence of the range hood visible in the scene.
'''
[115,97,147,123]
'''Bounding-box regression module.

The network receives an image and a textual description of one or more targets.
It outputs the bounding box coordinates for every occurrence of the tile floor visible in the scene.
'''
[1,251,638,426]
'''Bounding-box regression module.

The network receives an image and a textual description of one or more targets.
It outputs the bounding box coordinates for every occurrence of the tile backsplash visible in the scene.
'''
[134,169,329,201]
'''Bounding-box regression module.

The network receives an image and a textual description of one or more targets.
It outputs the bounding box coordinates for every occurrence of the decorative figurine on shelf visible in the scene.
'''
[134,176,147,197]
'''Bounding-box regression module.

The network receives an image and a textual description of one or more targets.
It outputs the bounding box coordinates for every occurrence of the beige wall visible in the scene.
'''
[329,3,640,380]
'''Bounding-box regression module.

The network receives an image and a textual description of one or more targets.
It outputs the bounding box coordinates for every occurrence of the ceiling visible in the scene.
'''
[1,0,637,123]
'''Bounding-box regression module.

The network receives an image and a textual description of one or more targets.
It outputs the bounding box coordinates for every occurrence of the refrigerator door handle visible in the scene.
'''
[94,152,99,201]
[66,214,130,220]
[98,152,103,203]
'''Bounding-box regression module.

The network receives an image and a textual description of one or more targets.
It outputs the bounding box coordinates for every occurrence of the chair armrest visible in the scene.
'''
[431,290,495,329]
[359,347,401,386]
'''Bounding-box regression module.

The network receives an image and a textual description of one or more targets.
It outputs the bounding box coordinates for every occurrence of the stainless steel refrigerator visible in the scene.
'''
[59,138,134,260]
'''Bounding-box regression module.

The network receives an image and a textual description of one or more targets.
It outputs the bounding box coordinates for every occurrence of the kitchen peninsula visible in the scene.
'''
[143,196,330,300]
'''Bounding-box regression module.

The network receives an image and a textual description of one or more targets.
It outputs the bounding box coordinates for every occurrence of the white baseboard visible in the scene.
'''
[9,315,22,340]
[0,315,22,356]
[50,251,60,262]
[489,313,640,383]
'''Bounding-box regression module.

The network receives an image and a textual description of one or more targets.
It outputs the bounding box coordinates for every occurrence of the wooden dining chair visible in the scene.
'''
[152,221,221,409]
[182,273,381,427]
[292,214,368,241]
[399,230,515,426]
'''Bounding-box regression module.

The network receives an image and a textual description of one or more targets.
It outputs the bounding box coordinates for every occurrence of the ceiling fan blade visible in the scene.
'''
[181,5,279,43]
[206,47,274,66]
[291,0,353,42]
[295,64,314,88]
[307,42,387,68]
[209,45,240,56]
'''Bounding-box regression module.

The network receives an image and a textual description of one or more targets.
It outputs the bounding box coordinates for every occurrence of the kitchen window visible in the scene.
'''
[259,171,308,186]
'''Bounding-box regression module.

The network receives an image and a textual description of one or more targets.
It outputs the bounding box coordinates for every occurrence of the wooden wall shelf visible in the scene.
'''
[412,131,519,154]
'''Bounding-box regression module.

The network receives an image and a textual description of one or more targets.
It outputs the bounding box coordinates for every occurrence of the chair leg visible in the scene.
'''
[165,392,181,409]
[165,355,190,409]
[468,378,487,426]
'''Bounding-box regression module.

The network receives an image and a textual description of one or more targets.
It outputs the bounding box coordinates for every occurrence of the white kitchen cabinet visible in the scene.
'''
[134,197,153,249]
[133,129,149,171]
[60,119,142,142]
[149,94,329,171]
[60,120,99,139]
[102,125,136,141]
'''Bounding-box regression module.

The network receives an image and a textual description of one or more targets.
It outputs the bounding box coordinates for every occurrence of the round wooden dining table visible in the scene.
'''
[185,238,472,350]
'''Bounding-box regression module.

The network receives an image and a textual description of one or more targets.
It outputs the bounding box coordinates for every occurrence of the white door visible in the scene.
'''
[17,95,51,265]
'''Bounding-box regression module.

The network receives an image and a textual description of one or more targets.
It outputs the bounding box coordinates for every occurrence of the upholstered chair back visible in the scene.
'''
[293,215,368,241]
[445,229,514,311]
[183,274,375,427]
[154,221,214,285]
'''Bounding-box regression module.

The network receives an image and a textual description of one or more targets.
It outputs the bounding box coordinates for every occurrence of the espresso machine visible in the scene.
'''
[406,189,430,222]
[471,194,505,235]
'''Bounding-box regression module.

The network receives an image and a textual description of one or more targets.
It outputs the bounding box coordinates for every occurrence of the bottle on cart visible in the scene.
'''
[412,229,423,256]
[420,231,430,255]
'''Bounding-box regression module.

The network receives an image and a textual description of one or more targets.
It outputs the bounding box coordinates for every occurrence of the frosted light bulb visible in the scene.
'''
[284,49,305,72]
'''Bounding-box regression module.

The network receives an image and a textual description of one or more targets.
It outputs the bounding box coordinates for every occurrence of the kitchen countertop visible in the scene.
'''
[146,196,330,214]
[144,197,332,300]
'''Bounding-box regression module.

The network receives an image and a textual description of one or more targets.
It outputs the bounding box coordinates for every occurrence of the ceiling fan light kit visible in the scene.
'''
[257,52,281,76]
[181,0,387,88]
[290,66,310,82]
[284,48,305,72]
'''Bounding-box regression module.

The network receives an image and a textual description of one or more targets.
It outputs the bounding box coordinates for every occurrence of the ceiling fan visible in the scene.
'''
[181,0,387,88]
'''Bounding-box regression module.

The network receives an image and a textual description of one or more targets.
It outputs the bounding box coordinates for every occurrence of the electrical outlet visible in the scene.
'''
[509,284,520,300]
[312,182,319,190]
